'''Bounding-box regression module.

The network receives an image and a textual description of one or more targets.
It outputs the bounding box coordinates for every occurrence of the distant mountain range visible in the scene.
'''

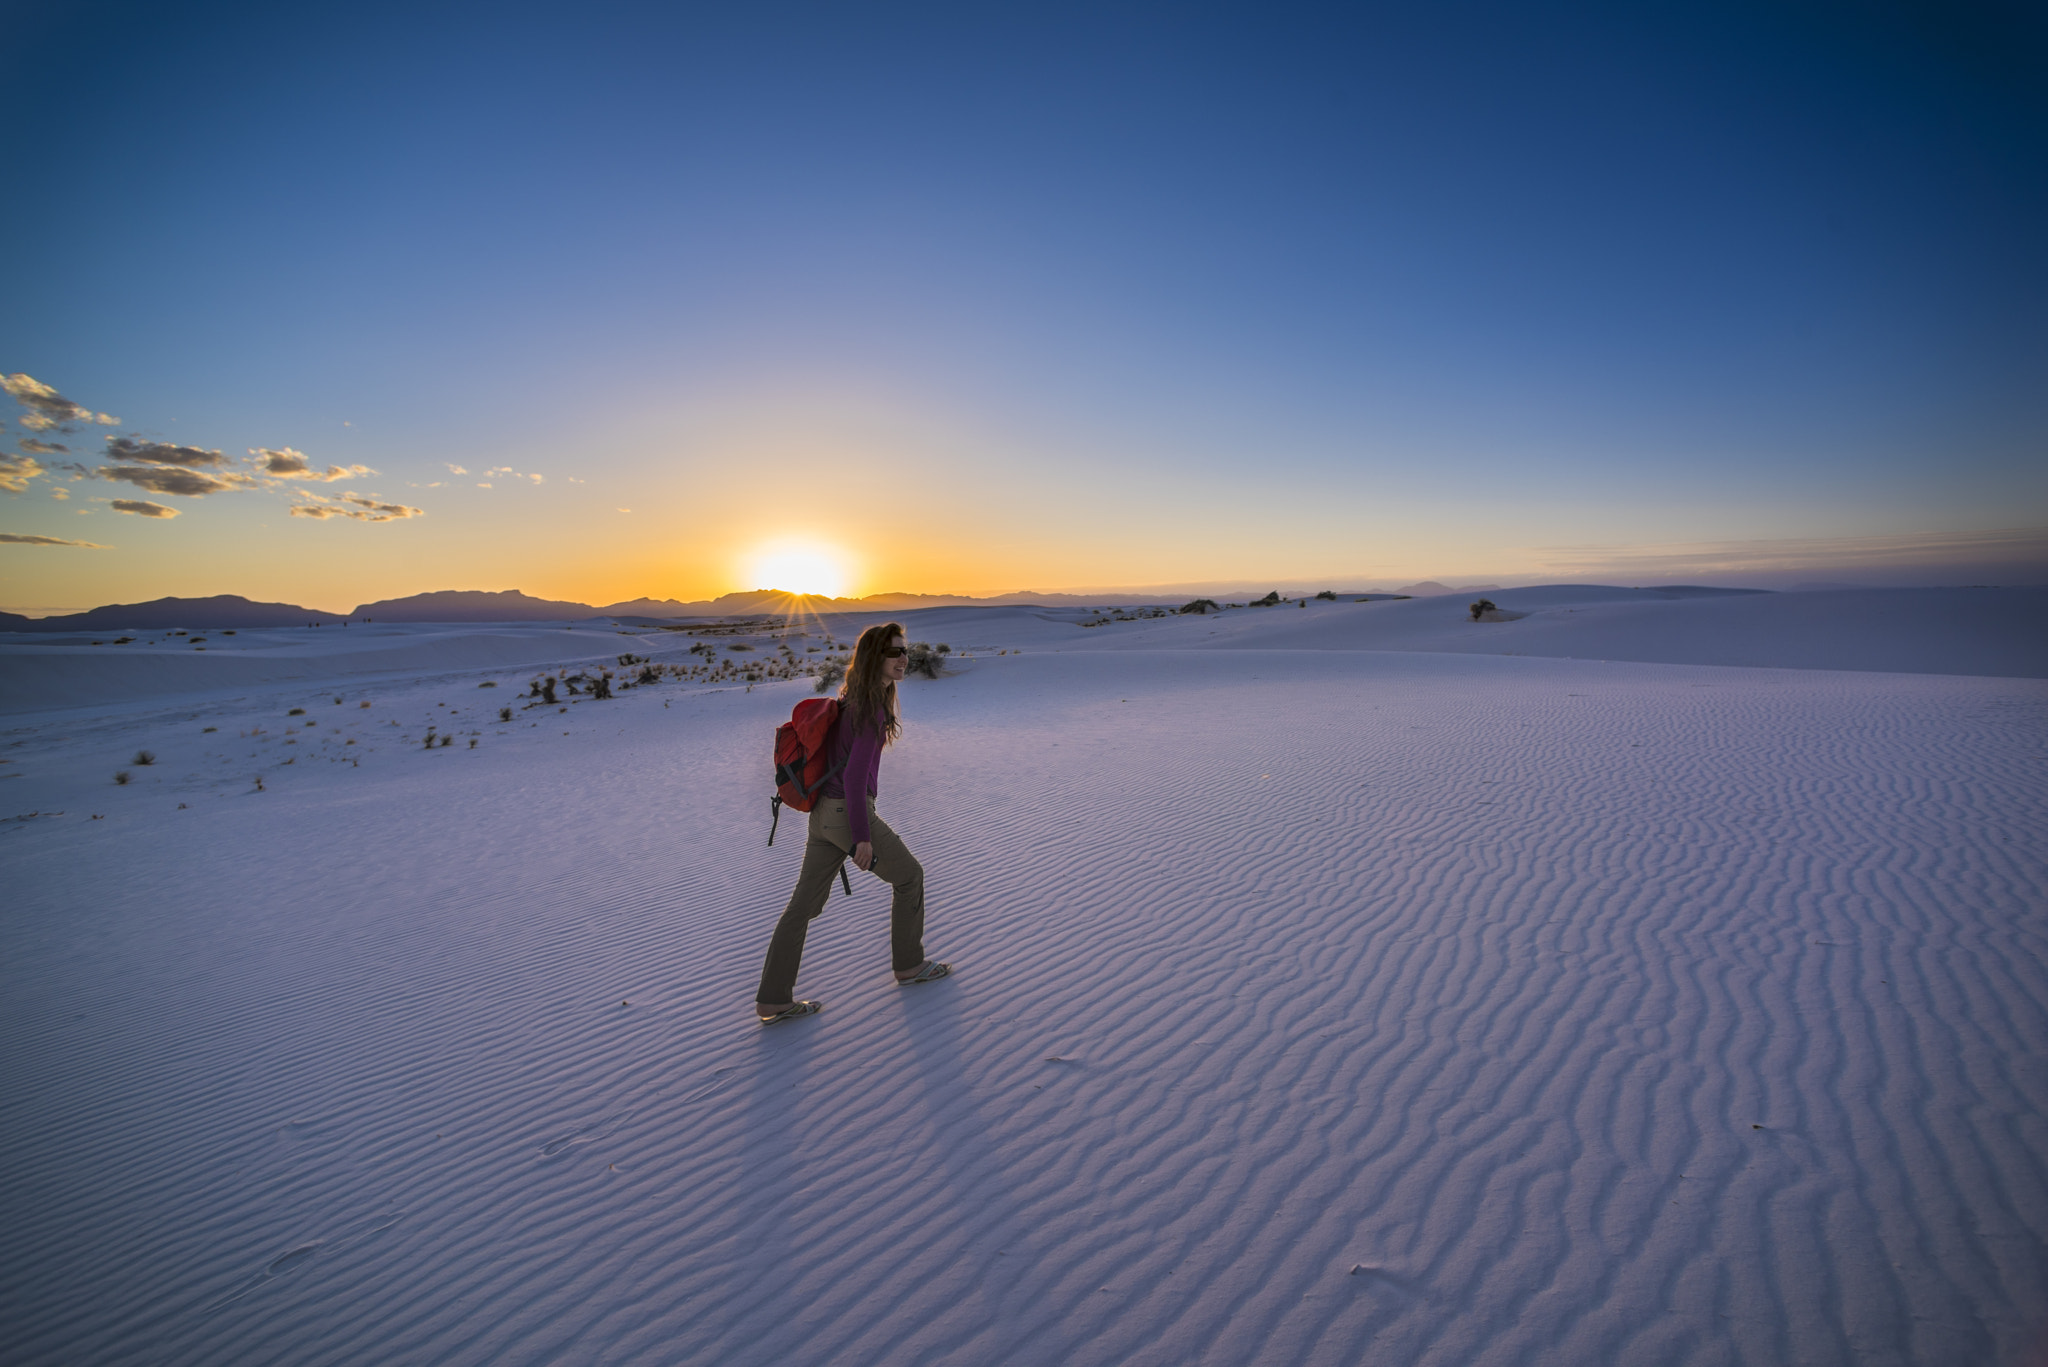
[0,582,1509,631]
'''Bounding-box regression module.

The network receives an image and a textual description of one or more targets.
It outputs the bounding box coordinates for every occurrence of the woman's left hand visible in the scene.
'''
[853,840,874,872]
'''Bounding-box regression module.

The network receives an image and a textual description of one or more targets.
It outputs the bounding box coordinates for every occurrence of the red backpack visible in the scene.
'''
[769,697,847,848]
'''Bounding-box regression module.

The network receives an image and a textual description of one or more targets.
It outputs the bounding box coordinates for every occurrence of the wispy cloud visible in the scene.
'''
[0,532,107,547]
[0,454,45,492]
[1,374,119,431]
[104,436,229,468]
[250,446,374,482]
[446,463,469,475]
[19,438,67,454]
[484,465,544,484]
[288,492,424,522]
[111,499,178,518]
[101,464,260,497]
[50,488,68,500]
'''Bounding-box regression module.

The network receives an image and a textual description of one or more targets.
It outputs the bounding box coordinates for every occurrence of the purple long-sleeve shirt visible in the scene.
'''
[820,706,885,844]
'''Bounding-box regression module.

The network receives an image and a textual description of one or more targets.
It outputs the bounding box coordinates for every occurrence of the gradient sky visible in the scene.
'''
[4,0,2044,612]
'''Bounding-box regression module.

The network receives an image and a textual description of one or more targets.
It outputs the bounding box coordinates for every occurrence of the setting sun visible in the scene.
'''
[746,543,850,598]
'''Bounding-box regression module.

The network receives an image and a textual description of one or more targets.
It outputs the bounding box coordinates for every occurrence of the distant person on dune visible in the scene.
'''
[755,621,950,1023]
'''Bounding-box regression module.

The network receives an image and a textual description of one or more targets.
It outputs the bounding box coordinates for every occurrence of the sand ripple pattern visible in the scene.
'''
[1,653,2043,1365]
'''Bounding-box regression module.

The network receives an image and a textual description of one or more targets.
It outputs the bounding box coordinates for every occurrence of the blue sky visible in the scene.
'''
[4,0,2044,611]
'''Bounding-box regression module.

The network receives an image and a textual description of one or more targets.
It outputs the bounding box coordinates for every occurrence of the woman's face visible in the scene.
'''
[882,633,908,682]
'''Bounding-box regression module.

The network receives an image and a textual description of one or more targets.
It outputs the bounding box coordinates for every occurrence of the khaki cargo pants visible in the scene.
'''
[755,797,926,1005]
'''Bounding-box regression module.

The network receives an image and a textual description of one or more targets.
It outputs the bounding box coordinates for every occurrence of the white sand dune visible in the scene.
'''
[1,588,2043,1365]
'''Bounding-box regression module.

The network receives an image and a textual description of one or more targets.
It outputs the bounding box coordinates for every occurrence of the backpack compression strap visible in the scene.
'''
[766,794,854,895]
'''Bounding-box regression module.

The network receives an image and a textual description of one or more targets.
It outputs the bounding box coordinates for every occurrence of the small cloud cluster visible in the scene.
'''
[92,434,264,498]
[0,531,107,547]
[485,465,544,484]
[4,374,427,533]
[252,446,375,482]
[289,492,424,522]
[2,374,119,430]
[0,454,45,492]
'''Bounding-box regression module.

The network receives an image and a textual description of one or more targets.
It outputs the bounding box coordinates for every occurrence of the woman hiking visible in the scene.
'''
[755,622,950,1023]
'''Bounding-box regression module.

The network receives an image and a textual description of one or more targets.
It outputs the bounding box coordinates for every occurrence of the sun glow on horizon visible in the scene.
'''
[746,543,850,599]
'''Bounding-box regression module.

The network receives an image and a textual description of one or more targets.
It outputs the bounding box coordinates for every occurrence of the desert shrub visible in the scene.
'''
[1251,591,1281,606]
[637,664,659,685]
[1179,598,1220,614]
[1315,590,1337,600]
[114,770,131,785]
[441,735,454,747]
[469,738,478,748]
[905,642,948,680]
[360,700,372,708]
[728,643,753,652]
[937,643,951,654]
[133,750,156,766]
[288,707,305,716]
[479,680,496,688]
[542,678,558,704]
[499,706,512,722]
[204,726,217,733]
[814,658,847,693]
[223,630,236,636]
[423,730,438,750]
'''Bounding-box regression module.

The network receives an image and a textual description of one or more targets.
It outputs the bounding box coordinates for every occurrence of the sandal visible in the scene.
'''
[757,1000,822,1024]
[895,960,951,985]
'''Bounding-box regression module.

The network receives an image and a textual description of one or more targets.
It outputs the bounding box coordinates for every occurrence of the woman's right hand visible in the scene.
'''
[853,840,874,872]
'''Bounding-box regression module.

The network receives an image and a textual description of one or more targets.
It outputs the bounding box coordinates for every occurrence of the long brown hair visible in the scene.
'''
[840,621,904,745]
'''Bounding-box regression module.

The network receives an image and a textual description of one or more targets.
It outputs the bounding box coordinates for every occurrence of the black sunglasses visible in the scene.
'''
[879,646,909,658]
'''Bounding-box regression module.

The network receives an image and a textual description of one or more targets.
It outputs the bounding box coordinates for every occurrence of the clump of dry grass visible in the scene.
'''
[114,770,131,785]
[133,750,156,766]
[288,707,306,716]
